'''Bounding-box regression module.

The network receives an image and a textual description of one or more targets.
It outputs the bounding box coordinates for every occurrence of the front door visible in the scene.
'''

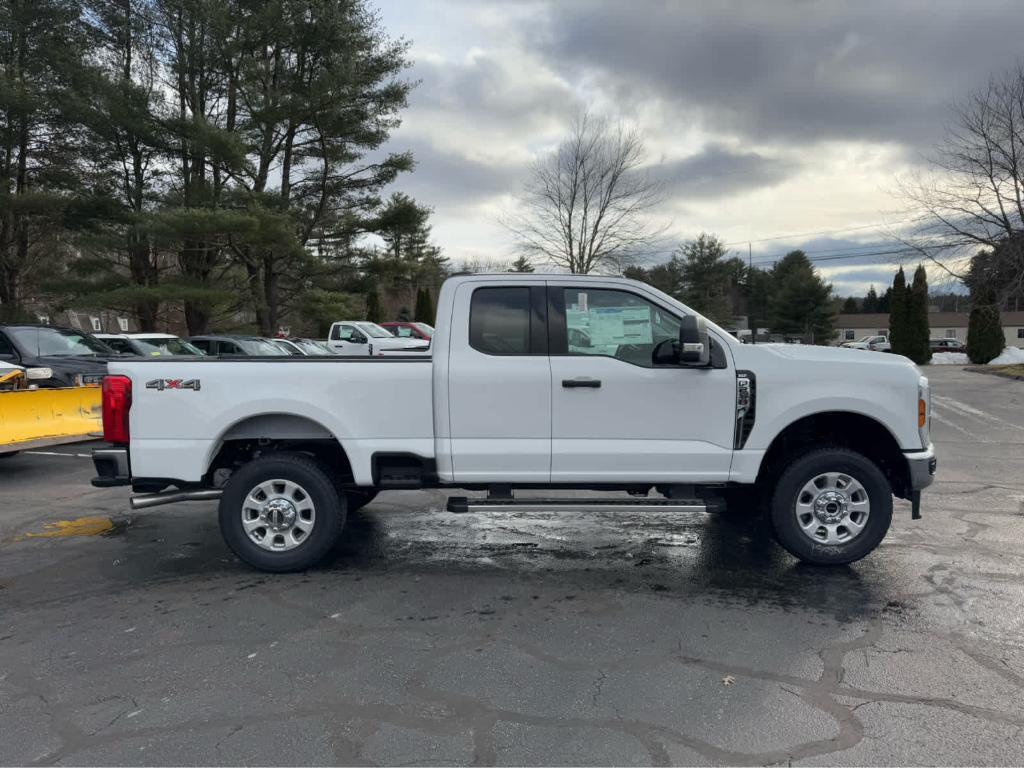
[548,283,735,483]
[328,324,370,356]
[445,282,551,482]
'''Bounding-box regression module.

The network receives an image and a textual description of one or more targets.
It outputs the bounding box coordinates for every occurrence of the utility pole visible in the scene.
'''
[748,243,756,344]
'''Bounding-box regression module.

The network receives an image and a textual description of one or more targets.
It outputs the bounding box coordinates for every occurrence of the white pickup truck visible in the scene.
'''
[92,274,936,572]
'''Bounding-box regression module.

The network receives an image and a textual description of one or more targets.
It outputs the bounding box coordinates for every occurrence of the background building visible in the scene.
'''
[833,312,1024,347]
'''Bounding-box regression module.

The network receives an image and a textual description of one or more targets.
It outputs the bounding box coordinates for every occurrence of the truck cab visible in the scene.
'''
[92,274,936,573]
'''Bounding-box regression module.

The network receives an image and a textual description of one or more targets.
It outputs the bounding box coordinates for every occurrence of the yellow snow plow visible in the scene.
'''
[0,385,102,455]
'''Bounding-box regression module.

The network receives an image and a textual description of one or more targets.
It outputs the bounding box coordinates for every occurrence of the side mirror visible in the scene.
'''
[679,315,710,366]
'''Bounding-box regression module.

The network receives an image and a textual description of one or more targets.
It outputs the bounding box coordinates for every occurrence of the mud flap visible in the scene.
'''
[911,490,922,520]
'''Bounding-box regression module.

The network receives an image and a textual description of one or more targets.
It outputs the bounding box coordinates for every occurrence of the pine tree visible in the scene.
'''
[678,233,732,324]
[966,285,1005,364]
[768,251,834,343]
[841,296,858,313]
[889,268,908,356]
[414,287,434,323]
[508,255,535,273]
[907,265,931,364]
[365,287,383,323]
[0,0,90,318]
[862,286,879,313]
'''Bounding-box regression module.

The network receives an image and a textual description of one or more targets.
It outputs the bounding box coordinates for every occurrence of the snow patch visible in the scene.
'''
[930,352,969,365]
[989,347,1024,365]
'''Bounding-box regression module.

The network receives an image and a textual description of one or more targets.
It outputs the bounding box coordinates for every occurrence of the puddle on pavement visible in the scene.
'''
[19,516,125,540]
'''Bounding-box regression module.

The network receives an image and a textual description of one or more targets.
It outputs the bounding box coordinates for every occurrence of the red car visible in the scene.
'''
[380,321,433,341]
[929,338,967,354]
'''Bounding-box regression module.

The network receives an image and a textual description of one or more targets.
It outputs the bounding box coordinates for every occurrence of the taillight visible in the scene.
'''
[102,375,132,444]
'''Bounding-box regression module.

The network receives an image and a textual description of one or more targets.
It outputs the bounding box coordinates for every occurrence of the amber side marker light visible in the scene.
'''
[918,398,927,428]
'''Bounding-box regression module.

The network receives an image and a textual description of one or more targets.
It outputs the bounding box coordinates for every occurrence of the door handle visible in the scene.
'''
[562,378,601,389]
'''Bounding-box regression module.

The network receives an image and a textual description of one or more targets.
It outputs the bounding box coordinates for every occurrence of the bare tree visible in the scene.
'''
[902,62,1024,304]
[507,112,665,274]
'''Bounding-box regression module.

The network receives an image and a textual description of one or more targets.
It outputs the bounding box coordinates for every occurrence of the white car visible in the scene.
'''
[842,335,891,353]
[95,333,205,357]
[326,321,430,356]
[92,274,935,572]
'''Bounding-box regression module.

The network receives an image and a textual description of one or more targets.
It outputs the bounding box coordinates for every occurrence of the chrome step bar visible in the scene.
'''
[446,497,706,514]
[130,488,223,510]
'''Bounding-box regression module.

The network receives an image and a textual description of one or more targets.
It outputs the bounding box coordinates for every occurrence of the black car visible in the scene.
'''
[0,324,115,387]
[187,335,290,357]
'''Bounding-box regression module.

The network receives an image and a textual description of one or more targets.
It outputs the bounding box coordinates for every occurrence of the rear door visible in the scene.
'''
[446,282,551,482]
[547,282,735,483]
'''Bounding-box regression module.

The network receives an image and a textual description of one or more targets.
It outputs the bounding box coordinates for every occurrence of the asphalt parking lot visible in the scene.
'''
[1,365,1023,766]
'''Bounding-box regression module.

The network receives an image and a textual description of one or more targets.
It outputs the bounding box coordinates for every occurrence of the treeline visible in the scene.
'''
[624,233,835,343]
[0,0,440,335]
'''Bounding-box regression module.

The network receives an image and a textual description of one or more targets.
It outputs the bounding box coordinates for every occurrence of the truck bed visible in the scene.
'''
[110,357,434,485]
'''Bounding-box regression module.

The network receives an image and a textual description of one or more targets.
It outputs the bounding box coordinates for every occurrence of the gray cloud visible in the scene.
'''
[393,136,524,206]
[528,0,1024,148]
[659,144,799,198]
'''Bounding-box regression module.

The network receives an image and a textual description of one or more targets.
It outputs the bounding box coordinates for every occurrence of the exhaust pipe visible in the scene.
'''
[130,488,223,510]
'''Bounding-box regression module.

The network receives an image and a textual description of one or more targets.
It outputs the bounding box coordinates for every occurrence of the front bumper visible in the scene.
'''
[92,447,131,487]
[906,445,937,491]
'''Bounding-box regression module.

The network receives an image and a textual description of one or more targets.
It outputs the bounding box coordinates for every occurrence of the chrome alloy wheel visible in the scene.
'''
[241,479,316,552]
[794,472,870,546]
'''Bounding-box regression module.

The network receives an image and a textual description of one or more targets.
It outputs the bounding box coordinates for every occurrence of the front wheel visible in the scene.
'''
[219,452,345,572]
[769,448,892,565]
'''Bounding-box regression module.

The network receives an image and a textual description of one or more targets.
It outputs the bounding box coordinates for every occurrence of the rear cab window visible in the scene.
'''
[469,287,537,355]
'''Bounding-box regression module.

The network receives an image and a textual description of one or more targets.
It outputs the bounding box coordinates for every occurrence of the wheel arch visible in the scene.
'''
[755,410,910,499]
[205,412,354,485]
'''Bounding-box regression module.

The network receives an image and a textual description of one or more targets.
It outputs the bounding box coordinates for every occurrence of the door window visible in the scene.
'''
[562,288,680,368]
[469,287,532,355]
[190,339,210,353]
[218,341,244,356]
[332,324,360,342]
[0,332,15,358]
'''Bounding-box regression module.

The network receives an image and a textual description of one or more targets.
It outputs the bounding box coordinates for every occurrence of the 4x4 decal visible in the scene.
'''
[146,378,201,391]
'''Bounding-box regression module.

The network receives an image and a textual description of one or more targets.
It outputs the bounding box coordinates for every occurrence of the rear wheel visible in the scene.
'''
[769,447,892,565]
[219,452,345,572]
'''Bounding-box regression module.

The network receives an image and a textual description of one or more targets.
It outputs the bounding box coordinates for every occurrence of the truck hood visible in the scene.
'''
[733,342,919,374]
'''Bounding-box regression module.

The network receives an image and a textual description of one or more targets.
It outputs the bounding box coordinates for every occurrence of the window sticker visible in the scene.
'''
[567,303,653,353]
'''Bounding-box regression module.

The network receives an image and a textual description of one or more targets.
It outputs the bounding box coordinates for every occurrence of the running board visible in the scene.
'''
[445,496,706,514]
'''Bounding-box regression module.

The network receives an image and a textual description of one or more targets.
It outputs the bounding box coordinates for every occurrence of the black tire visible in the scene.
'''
[346,489,378,513]
[218,452,346,572]
[769,447,892,565]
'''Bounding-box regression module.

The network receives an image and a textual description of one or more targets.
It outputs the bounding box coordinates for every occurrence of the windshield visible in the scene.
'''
[296,339,331,355]
[857,336,875,343]
[413,323,434,336]
[243,338,289,356]
[8,327,111,357]
[132,336,205,356]
[356,322,395,339]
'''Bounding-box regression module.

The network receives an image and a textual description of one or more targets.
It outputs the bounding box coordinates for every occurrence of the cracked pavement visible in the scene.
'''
[1,366,1023,765]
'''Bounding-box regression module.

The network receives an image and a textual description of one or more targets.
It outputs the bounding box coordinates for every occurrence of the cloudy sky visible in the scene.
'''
[374,0,1023,296]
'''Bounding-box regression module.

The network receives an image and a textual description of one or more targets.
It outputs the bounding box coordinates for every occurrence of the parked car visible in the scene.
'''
[326,321,430,356]
[269,338,306,356]
[287,338,333,355]
[842,335,891,352]
[0,324,113,387]
[93,273,935,573]
[95,333,205,357]
[187,335,289,357]
[929,338,967,355]
[380,321,434,341]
